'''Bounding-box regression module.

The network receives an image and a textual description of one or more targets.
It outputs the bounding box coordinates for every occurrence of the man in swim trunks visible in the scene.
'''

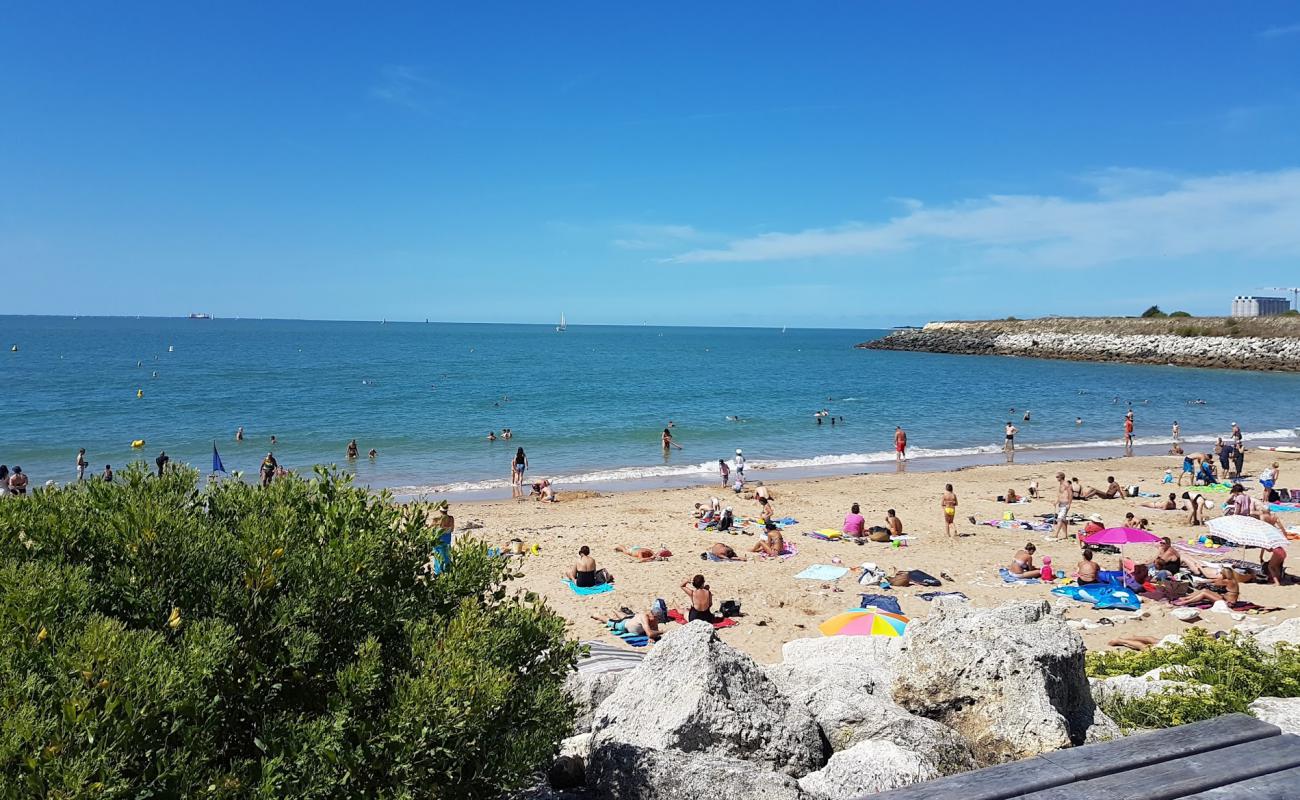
[941,483,958,539]
[1052,472,1073,541]
[1124,411,1134,449]
[1004,422,1018,452]
[885,509,903,537]
[895,426,907,462]
[681,574,716,622]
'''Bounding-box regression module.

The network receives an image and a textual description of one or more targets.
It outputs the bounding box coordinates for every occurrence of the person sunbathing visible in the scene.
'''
[1076,549,1101,585]
[1174,567,1241,607]
[1150,537,1181,574]
[614,545,659,562]
[1003,487,1021,503]
[1009,543,1038,577]
[565,545,611,587]
[1080,476,1122,500]
[884,509,903,537]
[1141,492,1178,511]
[1108,635,1160,652]
[681,574,716,622]
[706,542,745,562]
[597,608,663,641]
[751,521,785,556]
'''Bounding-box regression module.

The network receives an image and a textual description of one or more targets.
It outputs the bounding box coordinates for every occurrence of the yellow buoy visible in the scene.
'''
[131,439,145,448]
[136,389,144,398]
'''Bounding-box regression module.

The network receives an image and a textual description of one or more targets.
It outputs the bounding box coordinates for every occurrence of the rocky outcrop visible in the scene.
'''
[891,600,1104,765]
[1089,674,1211,705]
[566,670,628,734]
[1249,697,1300,735]
[1252,617,1300,648]
[861,318,1300,371]
[590,621,825,778]
[588,742,810,800]
[765,635,901,700]
[798,740,941,799]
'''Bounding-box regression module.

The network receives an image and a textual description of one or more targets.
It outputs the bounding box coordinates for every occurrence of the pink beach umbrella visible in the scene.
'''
[1082,527,1162,547]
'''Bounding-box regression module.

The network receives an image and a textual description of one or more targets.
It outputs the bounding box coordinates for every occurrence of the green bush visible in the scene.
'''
[1086,628,1300,730]
[1141,305,1166,318]
[0,465,578,798]
[1168,311,1192,318]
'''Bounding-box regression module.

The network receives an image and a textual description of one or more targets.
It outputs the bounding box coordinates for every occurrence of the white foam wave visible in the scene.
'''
[391,428,1298,496]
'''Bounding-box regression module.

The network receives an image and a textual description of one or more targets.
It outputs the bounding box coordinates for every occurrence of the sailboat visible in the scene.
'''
[781,325,787,334]
[556,313,567,333]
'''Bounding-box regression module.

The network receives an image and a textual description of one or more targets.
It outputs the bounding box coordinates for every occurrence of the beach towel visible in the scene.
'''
[918,591,969,601]
[1180,599,1279,614]
[666,609,738,629]
[758,542,798,561]
[795,564,849,581]
[907,569,942,587]
[982,519,1053,532]
[1269,503,1300,512]
[564,578,615,595]
[579,640,647,671]
[814,528,844,540]
[999,567,1041,584]
[858,594,904,615]
[1174,541,1234,558]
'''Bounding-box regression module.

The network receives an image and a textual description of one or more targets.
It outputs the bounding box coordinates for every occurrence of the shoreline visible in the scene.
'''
[448,449,1300,664]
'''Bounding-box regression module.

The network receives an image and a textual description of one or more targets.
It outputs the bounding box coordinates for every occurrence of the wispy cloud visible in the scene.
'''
[1258,23,1300,38]
[611,223,711,251]
[665,168,1300,267]
[369,65,435,113]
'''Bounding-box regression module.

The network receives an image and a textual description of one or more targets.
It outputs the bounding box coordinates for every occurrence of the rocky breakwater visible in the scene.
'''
[860,318,1300,371]
[526,599,1118,800]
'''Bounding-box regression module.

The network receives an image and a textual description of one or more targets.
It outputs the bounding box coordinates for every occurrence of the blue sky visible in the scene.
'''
[2,2,1299,327]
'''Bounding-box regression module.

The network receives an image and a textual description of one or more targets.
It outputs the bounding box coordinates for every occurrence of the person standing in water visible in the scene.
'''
[512,447,528,487]
[1171,421,1181,446]
[894,426,908,462]
[155,450,169,478]
[1004,421,1018,452]
[1124,411,1134,450]
[346,439,359,459]
[76,448,88,481]
[235,426,244,442]
[662,428,681,451]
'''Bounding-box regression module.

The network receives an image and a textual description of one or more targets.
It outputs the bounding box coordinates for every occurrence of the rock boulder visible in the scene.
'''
[590,621,825,777]
[1253,617,1300,648]
[588,741,810,800]
[798,740,940,800]
[1250,697,1300,735]
[890,600,1103,765]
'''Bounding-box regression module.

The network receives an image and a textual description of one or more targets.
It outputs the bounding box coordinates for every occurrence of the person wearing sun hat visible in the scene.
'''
[1083,513,1106,537]
[733,448,745,477]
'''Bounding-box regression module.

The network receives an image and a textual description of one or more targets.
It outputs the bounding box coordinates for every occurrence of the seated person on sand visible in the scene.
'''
[1150,537,1181,575]
[1076,549,1101,585]
[625,609,663,641]
[1027,480,1040,499]
[1227,484,1256,517]
[1082,514,1106,537]
[706,542,745,562]
[693,501,719,522]
[1079,476,1122,500]
[681,574,716,622]
[1070,477,1084,500]
[751,521,785,556]
[614,545,662,563]
[842,503,866,537]
[757,496,776,523]
[1174,567,1241,607]
[753,482,773,501]
[1003,487,1021,503]
[716,507,735,532]
[1008,543,1038,577]
[1142,492,1178,511]
[531,479,557,502]
[565,545,611,587]
[884,509,903,537]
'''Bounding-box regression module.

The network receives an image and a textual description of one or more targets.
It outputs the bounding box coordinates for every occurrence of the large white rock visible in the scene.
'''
[798,740,940,800]
[1253,617,1300,648]
[768,635,901,698]
[1250,697,1300,735]
[1089,675,1210,705]
[590,621,825,777]
[565,669,628,733]
[890,600,1103,765]
[588,741,810,800]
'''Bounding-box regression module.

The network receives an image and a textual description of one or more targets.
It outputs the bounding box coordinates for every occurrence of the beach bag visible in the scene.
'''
[719,599,742,618]
[888,570,912,587]
[1157,578,1191,599]
[869,529,892,543]
[651,598,668,623]
[1126,485,1140,497]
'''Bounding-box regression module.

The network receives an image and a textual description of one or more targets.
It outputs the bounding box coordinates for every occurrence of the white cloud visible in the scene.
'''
[370,65,434,113]
[665,168,1300,268]
[1259,23,1300,38]
[611,223,708,250]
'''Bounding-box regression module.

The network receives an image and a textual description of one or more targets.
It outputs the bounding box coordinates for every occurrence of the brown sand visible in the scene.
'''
[451,450,1300,663]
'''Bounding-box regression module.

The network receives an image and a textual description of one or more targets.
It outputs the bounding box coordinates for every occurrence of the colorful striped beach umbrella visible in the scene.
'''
[818,609,909,637]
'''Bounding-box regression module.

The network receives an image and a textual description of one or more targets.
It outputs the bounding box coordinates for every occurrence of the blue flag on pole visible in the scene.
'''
[212,442,226,473]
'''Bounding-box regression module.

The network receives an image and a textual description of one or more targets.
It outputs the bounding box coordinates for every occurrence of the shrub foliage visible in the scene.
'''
[1086,628,1300,730]
[0,465,578,798]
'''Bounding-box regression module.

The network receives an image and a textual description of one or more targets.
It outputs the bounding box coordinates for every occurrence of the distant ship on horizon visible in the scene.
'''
[188,312,212,320]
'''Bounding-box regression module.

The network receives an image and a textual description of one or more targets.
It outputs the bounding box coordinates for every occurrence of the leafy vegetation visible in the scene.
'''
[0,465,578,798]
[1141,305,1166,318]
[1168,311,1192,318]
[1087,628,1300,730]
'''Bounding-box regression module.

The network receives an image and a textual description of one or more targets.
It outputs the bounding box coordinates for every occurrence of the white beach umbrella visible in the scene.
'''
[1205,515,1289,550]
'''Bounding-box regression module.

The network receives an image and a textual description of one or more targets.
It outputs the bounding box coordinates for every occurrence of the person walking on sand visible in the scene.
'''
[76,448,88,481]
[941,483,959,539]
[895,426,908,462]
[718,458,730,487]
[1004,422,1018,453]
[512,447,528,486]
[1051,472,1073,541]
[1172,421,1181,446]
[734,449,745,478]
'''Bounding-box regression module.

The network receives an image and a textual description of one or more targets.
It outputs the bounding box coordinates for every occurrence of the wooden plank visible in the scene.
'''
[864,757,1073,800]
[1018,733,1300,800]
[1037,713,1280,780]
[1177,765,1300,798]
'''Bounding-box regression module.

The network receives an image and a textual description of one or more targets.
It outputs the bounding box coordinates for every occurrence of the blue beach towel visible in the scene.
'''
[564,579,615,595]
[795,564,849,581]
[999,567,1040,584]
[1051,584,1142,612]
[858,594,904,615]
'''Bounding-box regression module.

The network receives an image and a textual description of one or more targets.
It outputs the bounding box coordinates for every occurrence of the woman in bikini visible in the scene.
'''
[1008,543,1038,577]
[1174,567,1241,607]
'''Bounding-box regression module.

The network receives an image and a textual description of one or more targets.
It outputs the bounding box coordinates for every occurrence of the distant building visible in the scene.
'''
[1231,296,1290,317]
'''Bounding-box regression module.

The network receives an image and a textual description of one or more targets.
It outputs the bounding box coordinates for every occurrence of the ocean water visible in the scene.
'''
[3,316,1298,497]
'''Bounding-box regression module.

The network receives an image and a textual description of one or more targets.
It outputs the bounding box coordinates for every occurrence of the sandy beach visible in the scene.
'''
[451,448,1300,663]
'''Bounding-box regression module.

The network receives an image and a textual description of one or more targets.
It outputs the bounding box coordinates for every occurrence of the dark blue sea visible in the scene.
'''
[4,316,1298,497]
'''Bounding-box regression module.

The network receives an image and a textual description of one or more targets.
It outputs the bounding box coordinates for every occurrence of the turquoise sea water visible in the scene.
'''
[3,316,1298,497]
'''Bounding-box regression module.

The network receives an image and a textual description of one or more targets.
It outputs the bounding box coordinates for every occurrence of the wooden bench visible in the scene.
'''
[865,713,1298,799]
